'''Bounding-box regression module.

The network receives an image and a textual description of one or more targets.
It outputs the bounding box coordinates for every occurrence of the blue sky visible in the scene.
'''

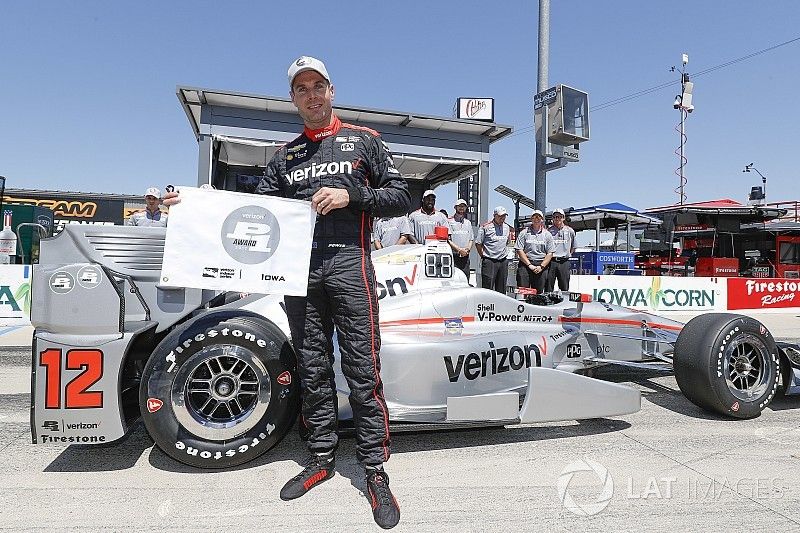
[2,1,798,225]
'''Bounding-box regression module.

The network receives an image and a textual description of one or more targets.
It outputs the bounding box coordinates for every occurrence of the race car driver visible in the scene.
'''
[259,56,408,528]
[164,56,408,529]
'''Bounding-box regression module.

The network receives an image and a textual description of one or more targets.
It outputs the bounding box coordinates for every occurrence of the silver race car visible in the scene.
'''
[29,226,800,468]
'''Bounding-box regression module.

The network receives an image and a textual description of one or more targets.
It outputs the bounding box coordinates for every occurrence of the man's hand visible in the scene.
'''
[163,190,181,207]
[311,187,349,215]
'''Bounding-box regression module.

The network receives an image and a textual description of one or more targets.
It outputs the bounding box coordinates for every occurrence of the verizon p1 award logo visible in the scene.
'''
[221,206,281,264]
[160,187,314,296]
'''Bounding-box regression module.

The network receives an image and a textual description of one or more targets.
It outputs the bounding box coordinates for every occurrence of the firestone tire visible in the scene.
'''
[674,313,780,419]
[140,311,299,468]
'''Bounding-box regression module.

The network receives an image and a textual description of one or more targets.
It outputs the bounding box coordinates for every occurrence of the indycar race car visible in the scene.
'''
[29,225,800,468]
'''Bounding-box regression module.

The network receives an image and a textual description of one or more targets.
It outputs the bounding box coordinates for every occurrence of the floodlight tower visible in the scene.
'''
[672,53,694,204]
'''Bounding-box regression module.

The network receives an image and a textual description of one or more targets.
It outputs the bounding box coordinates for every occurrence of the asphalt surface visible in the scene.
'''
[2,350,800,532]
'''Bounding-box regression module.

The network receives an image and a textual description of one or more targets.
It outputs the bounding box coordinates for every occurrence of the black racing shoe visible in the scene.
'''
[279,452,335,501]
[365,468,400,529]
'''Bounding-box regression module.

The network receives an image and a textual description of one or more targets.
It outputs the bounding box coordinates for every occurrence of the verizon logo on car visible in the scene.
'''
[443,341,540,382]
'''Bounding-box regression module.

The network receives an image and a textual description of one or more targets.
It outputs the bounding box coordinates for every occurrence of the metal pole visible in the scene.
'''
[596,218,601,251]
[626,221,631,253]
[537,0,549,94]
[0,176,5,224]
[534,0,549,212]
[679,110,685,204]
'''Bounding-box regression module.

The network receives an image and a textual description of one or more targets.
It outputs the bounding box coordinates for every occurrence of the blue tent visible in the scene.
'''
[564,202,661,232]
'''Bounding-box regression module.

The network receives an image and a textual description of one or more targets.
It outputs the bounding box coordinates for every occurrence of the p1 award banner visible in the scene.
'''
[161,187,315,296]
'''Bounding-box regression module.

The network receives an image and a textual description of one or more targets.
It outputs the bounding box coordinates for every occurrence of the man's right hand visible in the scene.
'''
[163,190,181,207]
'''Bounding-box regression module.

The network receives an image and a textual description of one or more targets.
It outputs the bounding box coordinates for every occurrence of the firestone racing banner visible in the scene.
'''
[727,278,800,310]
[161,187,315,296]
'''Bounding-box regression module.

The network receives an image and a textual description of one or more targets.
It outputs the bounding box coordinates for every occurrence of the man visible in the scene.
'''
[166,56,408,529]
[127,187,168,227]
[267,56,408,529]
[546,208,577,291]
[516,210,555,294]
[373,215,413,249]
[408,190,448,244]
[475,206,514,294]
[447,199,474,282]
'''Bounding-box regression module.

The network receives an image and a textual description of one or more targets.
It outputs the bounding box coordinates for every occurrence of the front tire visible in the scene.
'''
[674,313,780,419]
[140,311,299,468]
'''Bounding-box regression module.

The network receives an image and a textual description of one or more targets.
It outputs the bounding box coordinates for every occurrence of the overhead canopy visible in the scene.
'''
[741,220,800,233]
[213,136,483,184]
[176,86,513,201]
[644,198,786,223]
[566,202,661,232]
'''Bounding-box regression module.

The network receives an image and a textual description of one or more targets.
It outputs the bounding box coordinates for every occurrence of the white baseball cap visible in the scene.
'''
[553,208,565,216]
[144,187,161,199]
[454,199,467,207]
[288,56,331,87]
[423,189,436,198]
[493,206,508,216]
[531,209,544,218]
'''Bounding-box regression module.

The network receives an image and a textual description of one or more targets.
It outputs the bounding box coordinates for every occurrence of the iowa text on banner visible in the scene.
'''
[160,187,315,296]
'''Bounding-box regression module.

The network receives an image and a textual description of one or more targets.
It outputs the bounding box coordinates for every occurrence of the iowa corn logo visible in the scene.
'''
[645,277,664,310]
[14,282,30,315]
[0,283,27,314]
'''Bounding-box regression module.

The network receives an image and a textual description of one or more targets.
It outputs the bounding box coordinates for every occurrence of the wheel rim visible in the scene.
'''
[171,345,272,440]
[723,334,774,402]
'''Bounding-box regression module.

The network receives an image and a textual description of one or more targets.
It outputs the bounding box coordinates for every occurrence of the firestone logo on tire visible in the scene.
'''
[277,371,292,385]
[147,398,163,413]
[221,206,281,264]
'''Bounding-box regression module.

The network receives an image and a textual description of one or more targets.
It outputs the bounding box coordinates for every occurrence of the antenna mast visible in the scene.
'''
[672,53,694,204]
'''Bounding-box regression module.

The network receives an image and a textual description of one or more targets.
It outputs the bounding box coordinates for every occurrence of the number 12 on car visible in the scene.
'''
[38,348,104,409]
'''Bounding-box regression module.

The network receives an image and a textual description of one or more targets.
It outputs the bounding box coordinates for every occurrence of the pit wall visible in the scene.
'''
[2,265,799,327]
[569,275,800,315]
[0,265,31,326]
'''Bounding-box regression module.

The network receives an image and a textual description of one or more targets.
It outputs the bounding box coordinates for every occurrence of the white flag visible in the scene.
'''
[160,187,315,296]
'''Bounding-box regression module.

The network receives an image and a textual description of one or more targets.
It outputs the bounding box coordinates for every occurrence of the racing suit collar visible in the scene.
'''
[304,114,342,142]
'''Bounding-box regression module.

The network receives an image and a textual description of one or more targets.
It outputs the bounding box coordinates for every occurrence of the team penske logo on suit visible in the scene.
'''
[284,161,353,184]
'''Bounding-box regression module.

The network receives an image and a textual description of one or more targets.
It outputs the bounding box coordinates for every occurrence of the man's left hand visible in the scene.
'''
[312,187,350,215]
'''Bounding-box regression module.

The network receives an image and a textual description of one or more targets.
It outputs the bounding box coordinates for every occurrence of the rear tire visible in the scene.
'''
[674,313,780,419]
[140,311,299,468]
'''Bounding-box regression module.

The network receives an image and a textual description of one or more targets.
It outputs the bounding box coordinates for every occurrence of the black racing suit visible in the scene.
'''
[256,115,411,465]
